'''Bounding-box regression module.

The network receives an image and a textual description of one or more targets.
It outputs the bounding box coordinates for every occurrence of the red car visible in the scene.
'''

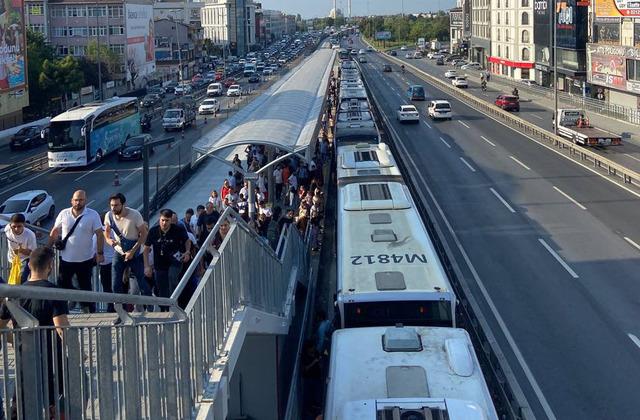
[495,94,520,112]
[215,72,224,81]
[224,78,236,88]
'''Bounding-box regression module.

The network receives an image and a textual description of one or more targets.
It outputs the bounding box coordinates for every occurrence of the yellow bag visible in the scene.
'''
[8,253,22,285]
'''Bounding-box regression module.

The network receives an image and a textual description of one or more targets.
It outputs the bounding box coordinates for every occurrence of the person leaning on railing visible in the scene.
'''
[4,213,37,284]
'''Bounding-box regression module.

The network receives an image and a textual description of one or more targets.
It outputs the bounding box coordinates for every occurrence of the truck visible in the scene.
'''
[430,39,442,51]
[162,98,196,132]
[552,109,622,146]
[417,37,426,50]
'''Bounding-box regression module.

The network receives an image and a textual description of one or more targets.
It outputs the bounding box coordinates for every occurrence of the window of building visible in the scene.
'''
[29,24,45,33]
[89,6,107,17]
[90,26,107,37]
[522,48,530,61]
[51,7,66,17]
[498,45,501,56]
[71,45,86,56]
[506,12,509,25]
[110,44,125,55]
[522,29,530,43]
[28,4,44,15]
[506,0,509,7]
[109,25,125,36]
[627,59,640,81]
[497,0,500,7]
[69,27,88,37]
[67,6,87,17]
[497,13,500,24]
[506,46,509,58]
[521,68,530,79]
[497,29,501,41]
[56,45,69,55]
[522,12,529,25]
[522,0,529,5]
[108,5,124,18]
[52,27,68,37]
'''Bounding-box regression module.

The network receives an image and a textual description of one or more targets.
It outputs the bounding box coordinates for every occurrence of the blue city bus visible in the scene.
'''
[47,97,141,168]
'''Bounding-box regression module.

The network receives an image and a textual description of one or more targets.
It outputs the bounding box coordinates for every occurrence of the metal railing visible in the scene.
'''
[0,206,309,419]
[0,153,49,185]
[389,56,640,188]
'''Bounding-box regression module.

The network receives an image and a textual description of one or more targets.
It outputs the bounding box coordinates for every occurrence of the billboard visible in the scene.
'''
[0,0,26,92]
[450,9,463,27]
[555,0,587,49]
[375,31,391,40]
[126,3,155,84]
[588,44,640,93]
[595,0,640,17]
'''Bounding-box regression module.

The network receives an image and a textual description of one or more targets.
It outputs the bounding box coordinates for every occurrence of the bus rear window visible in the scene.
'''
[344,300,452,328]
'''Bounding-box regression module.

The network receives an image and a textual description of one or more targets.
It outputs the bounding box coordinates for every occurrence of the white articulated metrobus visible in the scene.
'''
[336,142,403,185]
[47,97,141,168]
[324,326,499,420]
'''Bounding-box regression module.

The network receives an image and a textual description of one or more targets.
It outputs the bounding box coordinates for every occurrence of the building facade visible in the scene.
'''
[200,0,255,56]
[489,0,535,80]
[586,3,640,108]
[154,18,199,81]
[450,7,464,53]
[262,9,284,42]
[1,0,29,128]
[471,0,491,67]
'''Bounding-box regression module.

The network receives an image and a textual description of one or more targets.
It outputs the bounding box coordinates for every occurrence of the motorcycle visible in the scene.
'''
[512,88,519,99]
[140,114,152,132]
[481,80,487,92]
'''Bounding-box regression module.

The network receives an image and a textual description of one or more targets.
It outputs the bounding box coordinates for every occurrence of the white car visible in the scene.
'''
[396,105,420,123]
[0,190,55,227]
[405,53,414,59]
[413,52,423,59]
[207,83,223,96]
[263,68,274,75]
[358,56,367,63]
[400,45,407,51]
[452,76,468,88]
[199,98,220,115]
[358,49,366,55]
[173,85,185,96]
[444,70,458,79]
[428,100,452,120]
[461,62,482,70]
[226,84,241,96]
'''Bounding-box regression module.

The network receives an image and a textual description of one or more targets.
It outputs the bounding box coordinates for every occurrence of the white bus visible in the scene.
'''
[47,97,141,167]
[336,143,403,185]
[324,326,499,420]
[337,178,456,328]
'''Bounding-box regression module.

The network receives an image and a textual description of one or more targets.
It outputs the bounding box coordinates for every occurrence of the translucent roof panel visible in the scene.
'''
[193,48,336,157]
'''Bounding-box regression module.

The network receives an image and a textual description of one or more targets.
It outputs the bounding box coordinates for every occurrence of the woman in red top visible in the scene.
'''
[220,179,232,200]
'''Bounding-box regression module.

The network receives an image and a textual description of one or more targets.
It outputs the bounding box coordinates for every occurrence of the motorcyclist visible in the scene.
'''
[401,64,405,73]
[512,87,519,98]
[481,79,487,91]
[140,113,152,132]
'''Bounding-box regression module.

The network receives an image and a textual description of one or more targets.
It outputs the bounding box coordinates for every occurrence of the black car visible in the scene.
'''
[389,50,397,56]
[139,94,160,108]
[164,81,177,94]
[248,74,261,83]
[10,125,46,150]
[118,134,153,161]
[147,86,165,98]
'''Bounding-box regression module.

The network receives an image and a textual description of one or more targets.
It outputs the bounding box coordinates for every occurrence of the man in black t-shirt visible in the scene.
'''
[0,247,70,417]
[196,202,220,235]
[144,209,191,300]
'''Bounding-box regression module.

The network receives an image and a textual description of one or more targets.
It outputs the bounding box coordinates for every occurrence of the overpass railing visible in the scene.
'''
[0,207,309,419]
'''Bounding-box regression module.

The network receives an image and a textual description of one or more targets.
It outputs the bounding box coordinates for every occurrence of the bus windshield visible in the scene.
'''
[344,300,453,328]
[48,120,85,151]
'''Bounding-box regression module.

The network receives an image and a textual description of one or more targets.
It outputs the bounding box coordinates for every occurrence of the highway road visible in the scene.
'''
[392,49,640,173]
[0,68,289,231]
[356,40,640,419]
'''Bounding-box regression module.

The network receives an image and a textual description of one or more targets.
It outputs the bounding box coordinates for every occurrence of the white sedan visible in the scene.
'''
[405,53,414,59]
[226,85,241,97]
[444,70,458,79]
[198,98,220,115]
[452,76,468,88]
[396,105,420,123]
[0,190,55,227]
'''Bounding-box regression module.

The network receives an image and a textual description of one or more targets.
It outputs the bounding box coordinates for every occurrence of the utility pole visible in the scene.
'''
[553,0,558,135]
[96,4,103,101]
[173,24,184,81]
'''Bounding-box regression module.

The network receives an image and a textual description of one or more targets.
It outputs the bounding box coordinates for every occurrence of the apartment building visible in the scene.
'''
[450,7,464,53]
[489,0,535,80]
[200,0,256,56]
[262,9,284,42]
[471,0,491,67]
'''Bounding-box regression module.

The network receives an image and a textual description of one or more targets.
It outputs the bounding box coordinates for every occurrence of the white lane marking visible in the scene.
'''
[75,163,105,182]
[459,120,470,128]
[624,153,640,163]
[553,186,587,210]
[423,121,432,129]
[509,156,532,171]
[532,114,544,120]
[0,168,56,196]
[480,135,496,147]
[124,168,141,181]
[628,333,640,349]
[382,117,558,420]
[490,187,516,213]
[538,238,580,279]
[624,236,640,252]
[439,137,451,148]
[459,156,476,172]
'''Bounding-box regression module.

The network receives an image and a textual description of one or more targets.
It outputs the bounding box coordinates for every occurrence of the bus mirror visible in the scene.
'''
[81,126,87,137]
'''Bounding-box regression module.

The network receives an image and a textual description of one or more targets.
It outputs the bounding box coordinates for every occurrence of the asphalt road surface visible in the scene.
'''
[356,39,640,419]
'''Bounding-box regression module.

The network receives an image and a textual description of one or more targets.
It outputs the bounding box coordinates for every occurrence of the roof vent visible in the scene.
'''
[369,213,391,224]
[359,183,391,201]
[355,150,379,162]
[445,338,474,377]
[382,326,422,352]
[385,366,429,398]
[357,169,381,176]
[375,271,406,291]
[371,229,397,242]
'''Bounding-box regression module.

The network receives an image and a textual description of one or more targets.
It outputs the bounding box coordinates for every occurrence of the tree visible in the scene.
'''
[39,56,84,108]
[26,30,56,113]
[86,40,120,78]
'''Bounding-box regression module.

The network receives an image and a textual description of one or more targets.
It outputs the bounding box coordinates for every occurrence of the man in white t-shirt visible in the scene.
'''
[48,190,104,312]
[4,213,37,283]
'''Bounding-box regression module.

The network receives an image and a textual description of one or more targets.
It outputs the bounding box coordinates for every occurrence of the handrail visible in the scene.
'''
[383,54,640,187]
[0,153,49,184]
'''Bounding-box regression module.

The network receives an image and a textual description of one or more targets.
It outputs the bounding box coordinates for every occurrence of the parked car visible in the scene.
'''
[452,76,468,88]
[198,98,220,115]
[495,94,520,112]
[444,70,458,78]
[0,190,55,227]
[461,62,482,70]
[520,79,539,86]
[10,125,47,150]
[226,84,241,96]
[117,134,153,161]
[407,85,426,101]
[382,64,392,72]
[396,105,420,123]
[427,100,452,120]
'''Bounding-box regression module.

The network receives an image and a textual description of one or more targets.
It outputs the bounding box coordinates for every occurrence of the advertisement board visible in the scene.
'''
[595,0,640,17]
[589,53,626,88]
[0,0,26,93]
[534,0,551,65]
[450,10,463,27]
[556,0,587,50]
[375,31,391,40]
[126,3,155,83]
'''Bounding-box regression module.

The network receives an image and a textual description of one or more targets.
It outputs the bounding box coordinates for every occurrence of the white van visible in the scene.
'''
[207,82,223,97]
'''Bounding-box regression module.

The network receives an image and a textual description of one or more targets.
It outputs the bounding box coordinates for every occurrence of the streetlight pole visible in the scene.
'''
[173,24,183,81]
[553,0,558,135]
[96,5,103,101]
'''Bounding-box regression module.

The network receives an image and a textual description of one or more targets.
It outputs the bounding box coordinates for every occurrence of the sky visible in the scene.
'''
[258,0,457,19]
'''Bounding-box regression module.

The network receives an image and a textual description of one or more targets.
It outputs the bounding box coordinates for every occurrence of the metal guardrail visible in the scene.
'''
[389,55,640,188]
[359,62,533,420]
[0,153,49,185]
[0,206,309,419]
